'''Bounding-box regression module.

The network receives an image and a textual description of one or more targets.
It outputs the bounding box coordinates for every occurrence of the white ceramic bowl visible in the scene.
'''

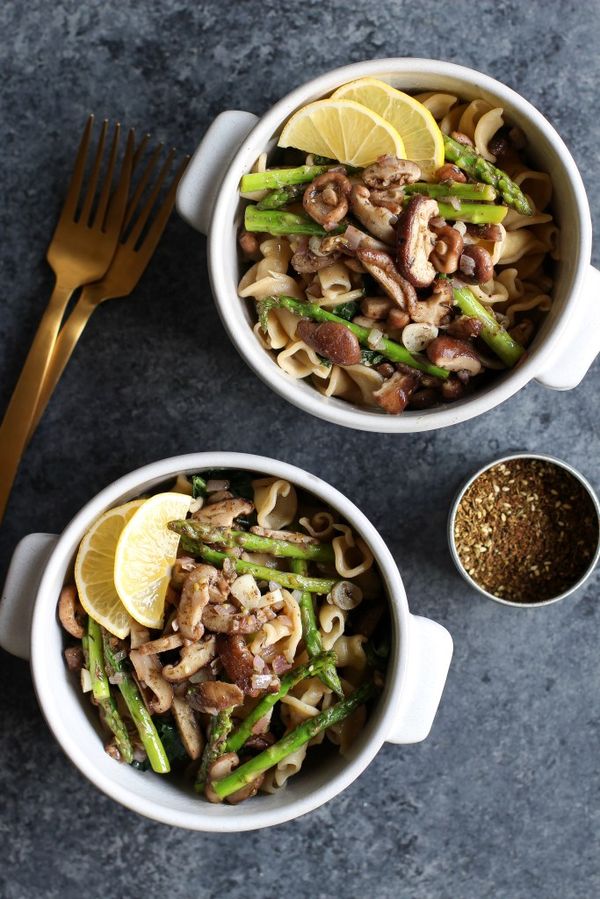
[0,452,452,831]
[177,58,600,433]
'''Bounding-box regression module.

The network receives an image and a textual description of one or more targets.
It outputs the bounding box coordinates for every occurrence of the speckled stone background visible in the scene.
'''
[1,1,600,897]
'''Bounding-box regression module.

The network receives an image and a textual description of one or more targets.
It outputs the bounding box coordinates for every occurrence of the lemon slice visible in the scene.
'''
[332,78,444,180]
[113,492,191,629]
[74,500,143,639]
[277,98,405,167]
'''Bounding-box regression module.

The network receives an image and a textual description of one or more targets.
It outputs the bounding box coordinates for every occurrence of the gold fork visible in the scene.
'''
[28,144,190,437]
[0,116,134,522]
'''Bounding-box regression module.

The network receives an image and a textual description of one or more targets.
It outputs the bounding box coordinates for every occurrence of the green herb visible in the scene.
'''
[192,475,207,498]
[360,349,386,367]
[334,299,361,321]
[154,717,188,766]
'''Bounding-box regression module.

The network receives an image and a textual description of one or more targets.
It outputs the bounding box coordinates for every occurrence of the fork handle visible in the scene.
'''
[0,281,74,522]
[29,287,102,438]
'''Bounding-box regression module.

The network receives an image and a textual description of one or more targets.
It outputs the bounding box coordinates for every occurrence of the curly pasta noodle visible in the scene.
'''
[252,477,297,529]
[299,511,335,540]
[318,603,347,650]
[332,524,374,578]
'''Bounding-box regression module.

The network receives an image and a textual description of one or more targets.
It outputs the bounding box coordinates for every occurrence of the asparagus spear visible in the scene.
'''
[442,135,533,215]
[168,519,335,563]
[436,201,507,224]
[101,629,170,774]
[211,681,378,800]
[453,286,525,367]
[241,165,332,192]
[195,708,234,792]
[257,296,449,380]
[291,559,343,699]
[225,651,337,754]
[404,182,497,201]
[257,184,305,210]
[86,617,133,763]
[181,542,337,594]
[245,206,345,237]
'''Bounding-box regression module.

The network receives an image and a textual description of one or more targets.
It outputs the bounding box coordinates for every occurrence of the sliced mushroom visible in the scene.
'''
[217,634,256,694]
[249,525,319,545]
[192,498,254,528]
[350,184,397,244]
[441,376,467,401]
[291,235,340,273]
[329,581,363,610]
[434,163,467,183]
[362,155,421,189]
[129,618,151,649]
[296,319,361,366]
[129,650,173,714]
[401,322,439,353]
[64,645,84,671]
[409,388,440,409]
[360,296,393,320]
[368,187,405,214]
[372,368,421,414]
[429,222,464,274]
[202,603,276,635]
[187,680,244,715]
[386,308,410,330]
[171,694,204,760]
[238,230,261,259]
[466,223,505,243]
[396,196,439,288]
[137,633,184,655]
[411,279,454,326]
[446,316,483,340]
[303,171,351,231]
[225,772,265,805]
[58,585,85,638]
[426,336,483,375]
[178,568,211,641]
[205,752,239,803]
[162,636,217,682]
[458,245,494,284]
[356,247,417,312]
[509,318,535,347]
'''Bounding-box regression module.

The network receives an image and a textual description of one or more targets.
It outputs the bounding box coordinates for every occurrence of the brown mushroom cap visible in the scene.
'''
[372,368,422,414]
[58,585,85,639]
[411,279,454,326]
[303,171,351,232]
[356,247,417,312]
[350,184,397,244]
[296,320,361,366]
[459,245,494,284]
[187,680,244,715]
[396,196,439,289]
[426,336,483,375]
[363,155,421,189]
[217,633,257,695]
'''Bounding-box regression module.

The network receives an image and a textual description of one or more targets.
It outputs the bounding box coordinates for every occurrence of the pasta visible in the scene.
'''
[59,466,388,804]
[252,477,298,529]
[237,84,558,415]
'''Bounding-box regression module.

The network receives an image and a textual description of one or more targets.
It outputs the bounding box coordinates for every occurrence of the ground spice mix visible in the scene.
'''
[454,458,599,603]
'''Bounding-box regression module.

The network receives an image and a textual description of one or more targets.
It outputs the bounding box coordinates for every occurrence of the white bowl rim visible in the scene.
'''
[208,57,592,433]
[30,452,411,831]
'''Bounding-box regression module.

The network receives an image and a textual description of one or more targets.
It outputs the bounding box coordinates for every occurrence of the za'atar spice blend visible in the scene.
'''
[453,458,599,603]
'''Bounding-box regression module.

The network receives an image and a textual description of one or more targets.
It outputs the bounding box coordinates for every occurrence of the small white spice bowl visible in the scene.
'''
[448,452,600,608]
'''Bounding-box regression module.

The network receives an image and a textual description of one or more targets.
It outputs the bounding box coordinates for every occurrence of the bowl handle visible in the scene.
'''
[176,109,259,235]
[386,614,453,744]
[0,533,58,660]
[535,265,600,390]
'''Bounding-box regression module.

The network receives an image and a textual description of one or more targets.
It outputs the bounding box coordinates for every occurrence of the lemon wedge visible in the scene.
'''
[74,500,143,639]
[113,492,191,629]
[332,78,444,180]
[277,98,405,167]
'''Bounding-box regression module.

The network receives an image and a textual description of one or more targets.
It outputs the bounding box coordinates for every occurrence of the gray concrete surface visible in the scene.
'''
[1,1,599,897]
